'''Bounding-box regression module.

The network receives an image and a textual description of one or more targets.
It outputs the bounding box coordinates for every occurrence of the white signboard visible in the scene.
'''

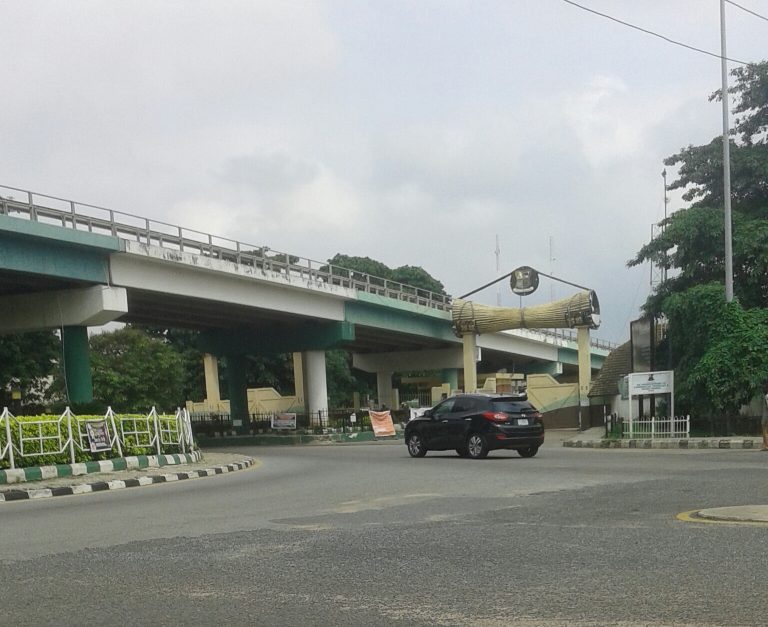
[628,371,673,396]
[626,370,675,438]
[271,413,297,430]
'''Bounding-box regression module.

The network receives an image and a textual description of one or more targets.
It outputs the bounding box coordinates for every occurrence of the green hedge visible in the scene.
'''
[0,413,186,469]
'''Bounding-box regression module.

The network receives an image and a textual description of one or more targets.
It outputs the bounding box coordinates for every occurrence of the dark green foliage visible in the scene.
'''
[0,331,59,410]
[629,61,768,417]
[133,325,207,402]
[326,254,446,295]
[90,327,185,412]
[0,413,184,468]
[325,350,375,408]
[630,62,768,313]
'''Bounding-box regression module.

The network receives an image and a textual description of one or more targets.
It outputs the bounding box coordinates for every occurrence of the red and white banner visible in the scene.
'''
[369,410,395,437]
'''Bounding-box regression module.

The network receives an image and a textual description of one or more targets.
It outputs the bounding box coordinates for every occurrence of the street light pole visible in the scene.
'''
[720,0,734,302]
[662,169,668,284]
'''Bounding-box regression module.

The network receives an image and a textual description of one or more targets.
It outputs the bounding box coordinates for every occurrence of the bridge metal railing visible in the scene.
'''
[0,184,618,349]
[0,184,451,311]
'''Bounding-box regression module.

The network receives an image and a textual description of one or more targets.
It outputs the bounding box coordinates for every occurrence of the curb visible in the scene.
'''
[564,438,762,449]
[0,450,205,485]
[198,432,403,447]
[0,457,254,502]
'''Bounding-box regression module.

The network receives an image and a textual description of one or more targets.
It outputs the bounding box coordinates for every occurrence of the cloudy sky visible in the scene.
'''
[2,1,766,343]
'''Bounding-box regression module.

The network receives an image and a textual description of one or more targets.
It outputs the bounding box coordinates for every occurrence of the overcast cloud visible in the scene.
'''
[2,1,765,343]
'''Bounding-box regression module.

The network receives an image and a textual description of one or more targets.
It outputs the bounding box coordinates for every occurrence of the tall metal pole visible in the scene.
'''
[662,169,668,284]
[720,0,734,302]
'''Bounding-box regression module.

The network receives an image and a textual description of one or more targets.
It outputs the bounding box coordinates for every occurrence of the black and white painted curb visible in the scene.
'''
[564,438,762,449]
[0,458,254,502]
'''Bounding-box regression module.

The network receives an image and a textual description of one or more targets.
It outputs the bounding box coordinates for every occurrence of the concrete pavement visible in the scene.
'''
[2,429,767,523]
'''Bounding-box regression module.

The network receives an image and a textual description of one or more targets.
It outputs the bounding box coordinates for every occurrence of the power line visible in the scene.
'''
[725,0,768,23]
[562,0,749,65]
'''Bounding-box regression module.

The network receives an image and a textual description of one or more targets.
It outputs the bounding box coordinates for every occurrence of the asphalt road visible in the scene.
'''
[1,438,767,626]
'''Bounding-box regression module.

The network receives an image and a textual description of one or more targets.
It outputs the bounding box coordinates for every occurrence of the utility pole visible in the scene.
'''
[662,169,668,284]
[720,0,734,302]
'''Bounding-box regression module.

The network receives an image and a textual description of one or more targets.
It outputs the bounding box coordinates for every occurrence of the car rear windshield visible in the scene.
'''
[491,399,537,414]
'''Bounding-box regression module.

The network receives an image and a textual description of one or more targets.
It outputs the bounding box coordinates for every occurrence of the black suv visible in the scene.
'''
[404,393,544,459]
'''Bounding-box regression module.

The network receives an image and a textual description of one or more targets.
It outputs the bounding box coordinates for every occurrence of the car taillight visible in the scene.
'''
[482,411,508,423]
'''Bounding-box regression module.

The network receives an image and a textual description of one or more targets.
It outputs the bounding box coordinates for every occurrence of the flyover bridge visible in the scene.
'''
[0,184,613,428]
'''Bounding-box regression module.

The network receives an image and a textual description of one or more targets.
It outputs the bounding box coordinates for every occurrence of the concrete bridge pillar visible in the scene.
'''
[62,326,93,404]
[376,371,394,409]
[304,350,328,426]
[462,334,478,393]
[203,353,221,404]
[292,352,306,407]
[577,326,592,430]
[442,368,459,393]
[225,354,249,434]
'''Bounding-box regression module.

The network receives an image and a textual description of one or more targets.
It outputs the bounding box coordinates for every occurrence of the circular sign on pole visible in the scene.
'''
[510,266,539,296]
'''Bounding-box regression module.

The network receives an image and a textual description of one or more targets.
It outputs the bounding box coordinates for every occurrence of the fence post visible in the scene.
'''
[651,416,655,439]
[107,407,123,458]
[176,408,186,455]
[151,407,162,457]
[66,407,76,464]
[3,407,15,470]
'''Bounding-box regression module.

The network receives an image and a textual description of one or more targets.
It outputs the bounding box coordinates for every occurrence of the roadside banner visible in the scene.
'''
[85,420,112,453]
[369,410,395,437]
[271,413,297,430]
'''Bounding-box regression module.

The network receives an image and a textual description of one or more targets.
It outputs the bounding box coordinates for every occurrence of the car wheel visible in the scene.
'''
[518,446,539,458]
[407,433,427,457]
[456,447,469,457]
[466,433,488,459]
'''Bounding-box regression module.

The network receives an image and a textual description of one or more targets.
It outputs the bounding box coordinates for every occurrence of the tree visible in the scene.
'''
[0,331,59,411]
[135,325,206,403]
[325,254,446,295]
[90,327,185,412]
[628,61,768,417]
[324,350,375,408]
[630,61,768,314]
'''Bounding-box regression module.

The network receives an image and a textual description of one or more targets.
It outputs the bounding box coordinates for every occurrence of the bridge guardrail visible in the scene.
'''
[0,184,617,349]
[0,184,451,312]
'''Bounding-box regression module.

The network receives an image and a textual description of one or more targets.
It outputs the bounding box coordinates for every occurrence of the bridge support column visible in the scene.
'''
[442,368,459,393]
[292,352,306,408]
[203,354,221,404]
[462,334,478,393]
[376,371,394,410]
[577,327,592,430]
[225,354,249,434]
[62,326,93,404]
[304,350,328,426]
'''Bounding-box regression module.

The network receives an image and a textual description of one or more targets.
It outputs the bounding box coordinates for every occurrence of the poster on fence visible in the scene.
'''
[271,413,297,430]
[369,410,395,437]
[85,420,112,452]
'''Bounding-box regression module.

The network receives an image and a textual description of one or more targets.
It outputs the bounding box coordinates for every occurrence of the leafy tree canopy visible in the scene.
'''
[90,327,185,413]
[630,61,768,316]
[327,254,446,295]
[628,61,768,417]
[0,331,59,410]
[663,283,768,415]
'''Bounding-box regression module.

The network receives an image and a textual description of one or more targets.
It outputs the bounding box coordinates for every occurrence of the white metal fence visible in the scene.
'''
[0,406,195,469]
[618,415,691,439]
